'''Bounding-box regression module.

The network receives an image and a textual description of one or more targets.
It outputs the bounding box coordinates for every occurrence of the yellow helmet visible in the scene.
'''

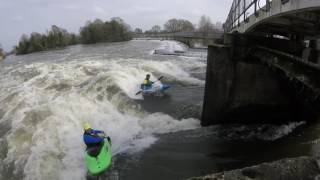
[83,122,92,131]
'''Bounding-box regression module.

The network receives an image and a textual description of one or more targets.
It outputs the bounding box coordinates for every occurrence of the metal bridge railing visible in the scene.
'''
[224,0,273,32]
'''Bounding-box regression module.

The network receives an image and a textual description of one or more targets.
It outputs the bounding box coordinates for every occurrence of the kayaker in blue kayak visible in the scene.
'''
[141,74,153,89]
[83,122,111,149]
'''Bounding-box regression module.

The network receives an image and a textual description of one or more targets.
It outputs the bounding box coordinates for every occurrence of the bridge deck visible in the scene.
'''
[225,0,320,39]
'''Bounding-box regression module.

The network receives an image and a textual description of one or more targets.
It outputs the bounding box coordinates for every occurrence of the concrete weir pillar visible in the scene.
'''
[201,44,234,126]
[201,35,300,126]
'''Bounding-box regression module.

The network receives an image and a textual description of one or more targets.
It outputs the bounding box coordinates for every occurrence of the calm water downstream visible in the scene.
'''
[0,40,319,180]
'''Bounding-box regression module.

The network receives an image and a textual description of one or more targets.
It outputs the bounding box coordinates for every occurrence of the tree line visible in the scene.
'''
[15,17,132,55]
[80,17,131,44]
[0,44,4,59]
[139,15,222,35]
[14,15,219,55]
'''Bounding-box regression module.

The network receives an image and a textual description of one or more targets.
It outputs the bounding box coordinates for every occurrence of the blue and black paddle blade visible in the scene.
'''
[157,76,164,81]
[135,90,142,95]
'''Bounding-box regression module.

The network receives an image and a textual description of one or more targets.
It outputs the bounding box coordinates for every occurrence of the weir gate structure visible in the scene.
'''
[201,0,320,126]
[134,31,223,47]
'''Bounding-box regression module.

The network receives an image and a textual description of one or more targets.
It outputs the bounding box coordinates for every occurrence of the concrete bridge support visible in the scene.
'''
[201,34,315,126]
[306,40,320,64]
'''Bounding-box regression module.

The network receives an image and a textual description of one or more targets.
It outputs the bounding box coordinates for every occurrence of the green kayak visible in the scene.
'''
[84,140,112,175]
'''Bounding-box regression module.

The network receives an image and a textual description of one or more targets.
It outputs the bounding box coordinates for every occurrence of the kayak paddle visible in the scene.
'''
[135,76,164,95]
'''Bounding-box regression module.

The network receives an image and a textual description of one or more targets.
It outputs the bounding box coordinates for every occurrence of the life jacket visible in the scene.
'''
[83,130,104,145]
[143,79,152,86]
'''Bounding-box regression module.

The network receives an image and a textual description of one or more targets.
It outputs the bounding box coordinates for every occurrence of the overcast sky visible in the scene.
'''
[0,0,233,51]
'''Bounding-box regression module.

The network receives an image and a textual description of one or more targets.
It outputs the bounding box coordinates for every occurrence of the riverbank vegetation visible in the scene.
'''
[0,44,5,60]
[15,17,132,55]
[80,17,131,44]
[144,15,222,35]
[14,15,219,55]
[15,26,79,55]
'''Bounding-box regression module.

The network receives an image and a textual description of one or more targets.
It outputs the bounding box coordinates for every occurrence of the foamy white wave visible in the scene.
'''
[0,56,201,180]
[141,61,204,85]
[157,40,188,53]
[149,40,189,55]
[258,121,305,141]
[140,113,200,135]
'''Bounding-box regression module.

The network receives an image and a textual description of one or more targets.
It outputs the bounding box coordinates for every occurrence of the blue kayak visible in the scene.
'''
[141,84,170,96]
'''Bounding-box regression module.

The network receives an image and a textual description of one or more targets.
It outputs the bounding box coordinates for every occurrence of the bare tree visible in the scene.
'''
[151,25,161,34]
[164,19,179,32]
[164,19,195,32]
[198,15,215,34]
[178,19,195,32]
[134,28,143,34]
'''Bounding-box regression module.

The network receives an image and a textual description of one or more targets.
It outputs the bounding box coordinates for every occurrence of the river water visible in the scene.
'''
[0,40,319,180]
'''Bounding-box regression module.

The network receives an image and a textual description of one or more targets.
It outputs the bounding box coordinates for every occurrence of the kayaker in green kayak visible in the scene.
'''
[83,122,111,149]
[83,122,113,175]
